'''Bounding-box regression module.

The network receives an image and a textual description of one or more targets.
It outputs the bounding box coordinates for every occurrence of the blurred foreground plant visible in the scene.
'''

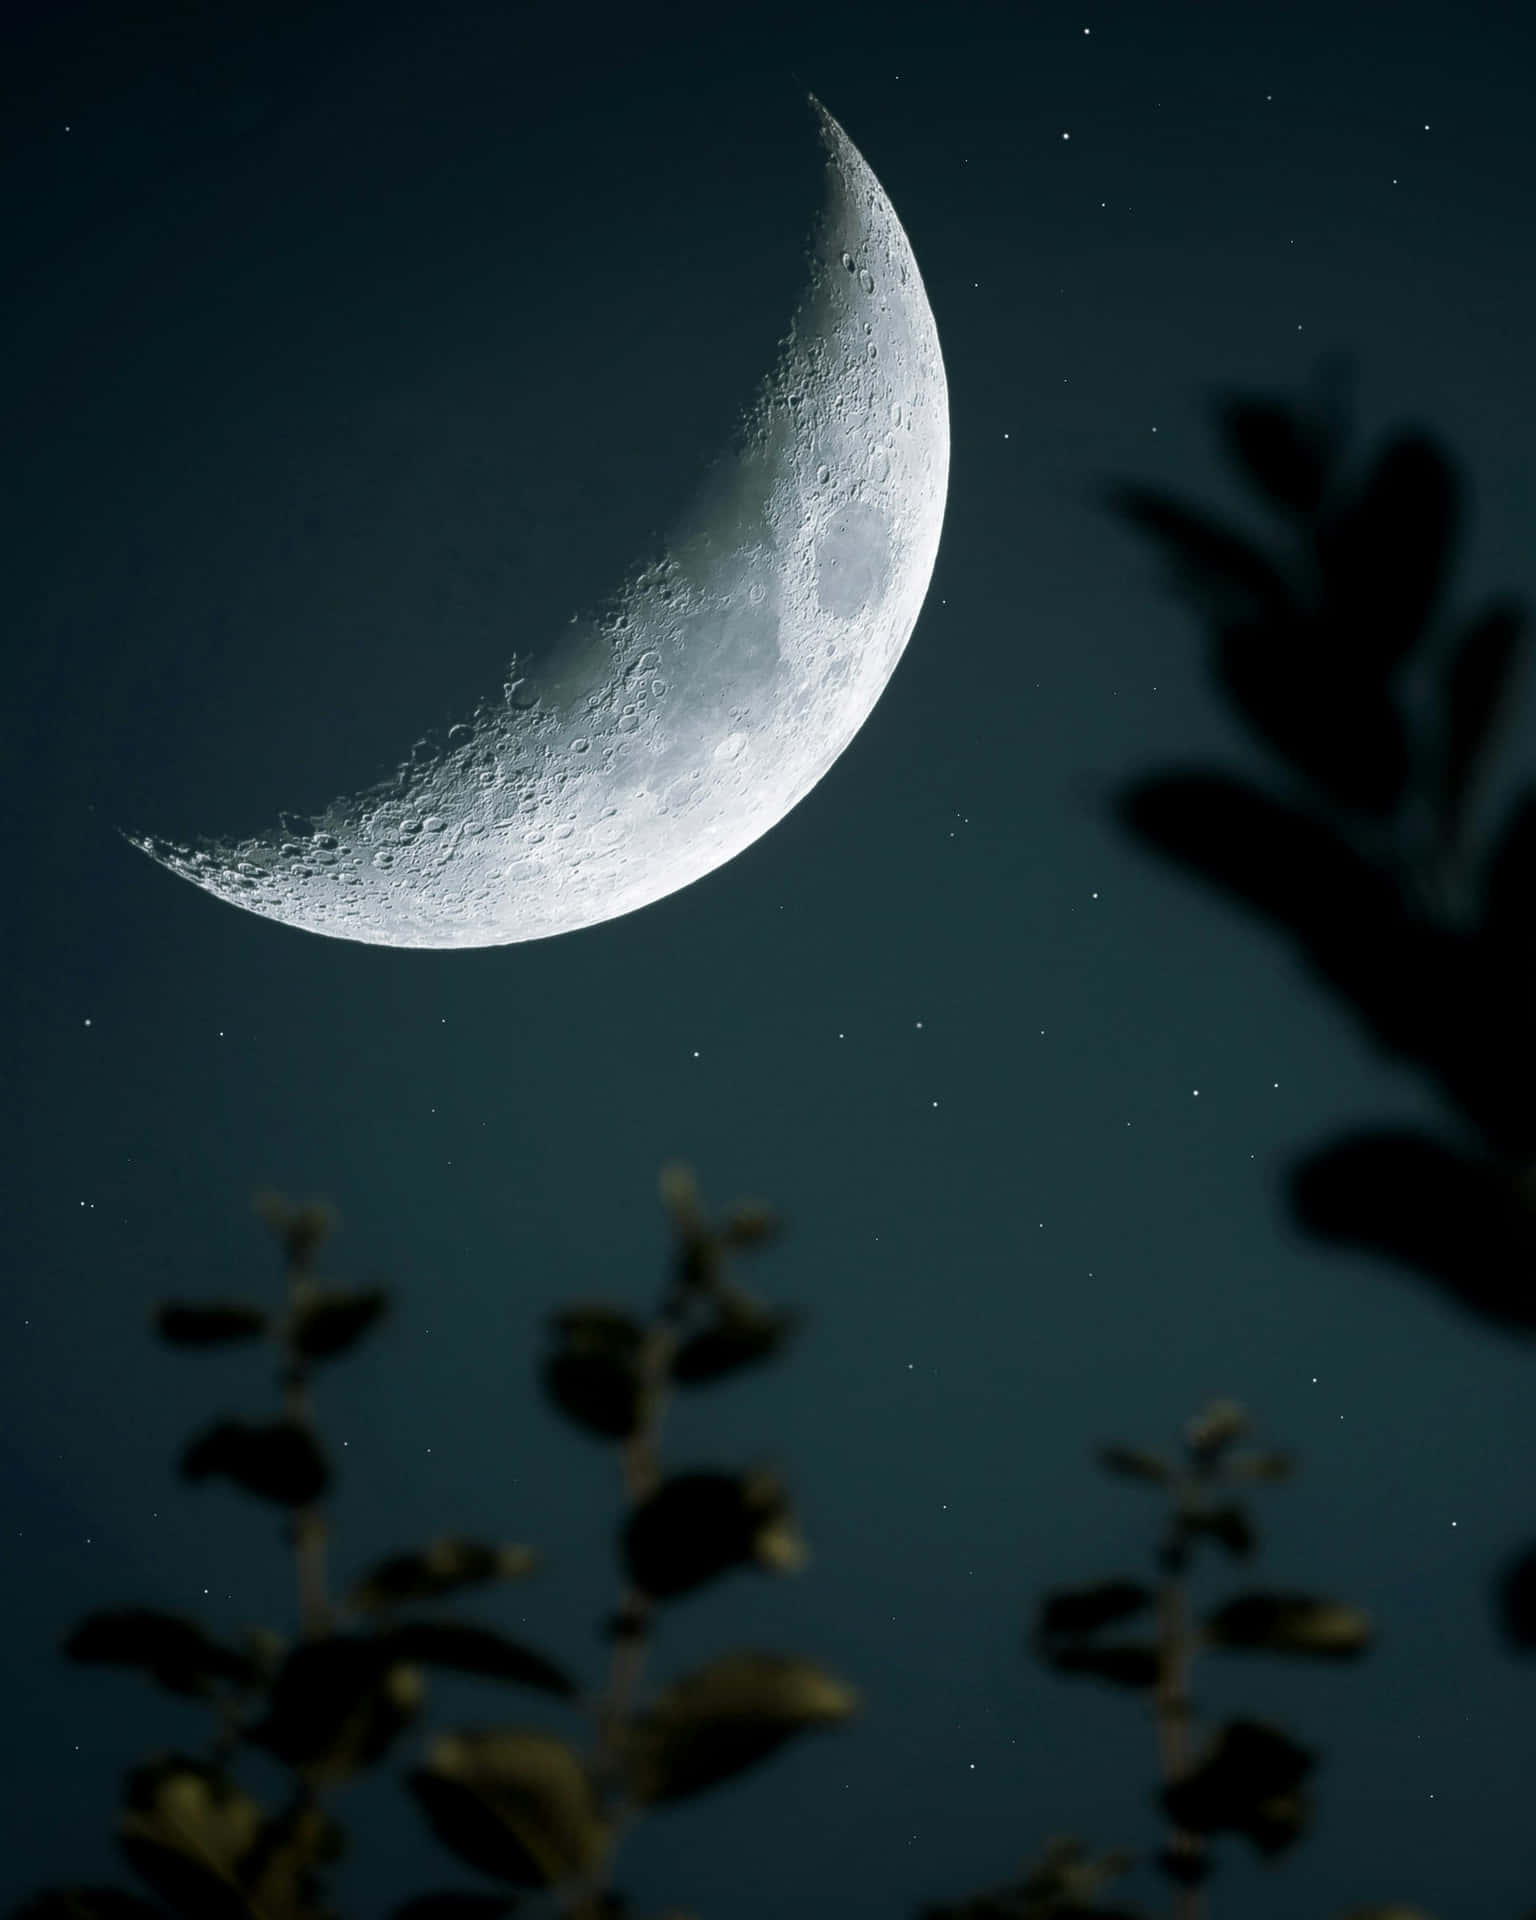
[11,1170,853,1920]
[919,1400,1428,1920]
[9,1184,1435,1920]
[1100,358,1536,1648]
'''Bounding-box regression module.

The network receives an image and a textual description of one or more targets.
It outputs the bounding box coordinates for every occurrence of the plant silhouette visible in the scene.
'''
[916,1400,1429,1920]
[10,1171,855,1920]
[1097,357,1536,1652]
[11,1183,1431,1920]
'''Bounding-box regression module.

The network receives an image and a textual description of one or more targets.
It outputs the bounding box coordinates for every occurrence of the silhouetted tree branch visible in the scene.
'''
[917,1399,1409,1920]
[1101,358,1536,1650]
[8,1180,1433,1920]
[10,1176,845,1920]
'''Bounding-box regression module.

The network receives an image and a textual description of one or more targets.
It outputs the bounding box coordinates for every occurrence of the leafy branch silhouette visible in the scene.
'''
[11,1172,852,1920]
[1098,355,1536,1652]
[919,1401,1428,1920]
[9,1182,1430,1920]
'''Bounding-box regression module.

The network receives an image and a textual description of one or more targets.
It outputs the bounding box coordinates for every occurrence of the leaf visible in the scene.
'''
[1102,486,1302,630]
[151,1301,270,1347]
[8,1893,174,1920]
[624,1651,859,1803]
[670,1303,803,1385]
[115,1756,265,1920]
[722,1203,782,1247]
[237,1626,290,1684]
[1119,771,1488,1091]
[1038,1642,1162,1690]
[253,1192,337,1270]
[1181,1503,1255,1559]
[228,1797,346,1920]
[389,1897,522,1920]
[345,1538,540,1616]
[1238,1787,1309,1857]
[1214,617,1411,814]
[1482,785,1536,948]
[541,1305,648,1441]
[62,1608,263,1701]
[657,1164,733,1296]
[918,1832,1141,1919]
[406,1728,608,1888]
[1116,771,1403,991]
[1439,599,1527,840]
[1496,1539,1536,1651]
[1223,1450,1295,1482]
[1216,393,1335,517]
[1182,1400,1249,1463]
[1035,1580,1155,1639]
[1289,1128,1536,1334]
[289,1284,390,1362]
[179,1418,330,1507]
[623,1469,804,1600]
[1155,1845,1210,1890]
[1313,431,1459,674]
[657,1163,703,1230]
[1203,1591,1373,1657]
[380,1620,576,1698]
[1160,1717,1316,1854]
[673,1231,724,1297]
[1094,1445,1172,1485]
[243,1634,424,1787]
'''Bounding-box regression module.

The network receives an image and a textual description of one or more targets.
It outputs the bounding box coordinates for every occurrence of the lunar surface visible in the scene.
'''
[125,99,950,947]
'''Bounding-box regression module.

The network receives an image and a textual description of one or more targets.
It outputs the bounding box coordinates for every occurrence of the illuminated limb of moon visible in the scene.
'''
[126,100,949,948]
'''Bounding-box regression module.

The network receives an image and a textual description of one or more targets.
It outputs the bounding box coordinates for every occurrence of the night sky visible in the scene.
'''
[6,2,1535,1916]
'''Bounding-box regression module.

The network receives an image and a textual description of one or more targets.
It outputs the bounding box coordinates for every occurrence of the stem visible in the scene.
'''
[1155,1567,1206,1920]
[287,1495,330,1642]
[283,1259,332,1642]
[205,1686,245,1773]
[592,1328,672,1784]
[1154,1474,1212,1920]
[560,1318,680,1919]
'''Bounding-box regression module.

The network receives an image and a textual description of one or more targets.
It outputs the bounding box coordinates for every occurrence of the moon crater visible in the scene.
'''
[127,101,949,947]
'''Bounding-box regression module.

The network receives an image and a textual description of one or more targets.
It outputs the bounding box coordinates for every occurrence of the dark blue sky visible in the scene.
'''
[5,2,1534,1915]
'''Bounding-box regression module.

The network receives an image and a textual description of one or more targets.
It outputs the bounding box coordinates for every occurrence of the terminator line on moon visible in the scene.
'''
[126,99,950,948]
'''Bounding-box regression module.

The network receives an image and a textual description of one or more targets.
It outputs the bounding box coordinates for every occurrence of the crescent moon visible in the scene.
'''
[125,100,949,948]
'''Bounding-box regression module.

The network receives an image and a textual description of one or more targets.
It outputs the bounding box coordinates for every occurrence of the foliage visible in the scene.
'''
[8,1189,1429,1920]
[921,1400,1390,1919]
[1101,358,1536,1643]
[11,1175,845,1920]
